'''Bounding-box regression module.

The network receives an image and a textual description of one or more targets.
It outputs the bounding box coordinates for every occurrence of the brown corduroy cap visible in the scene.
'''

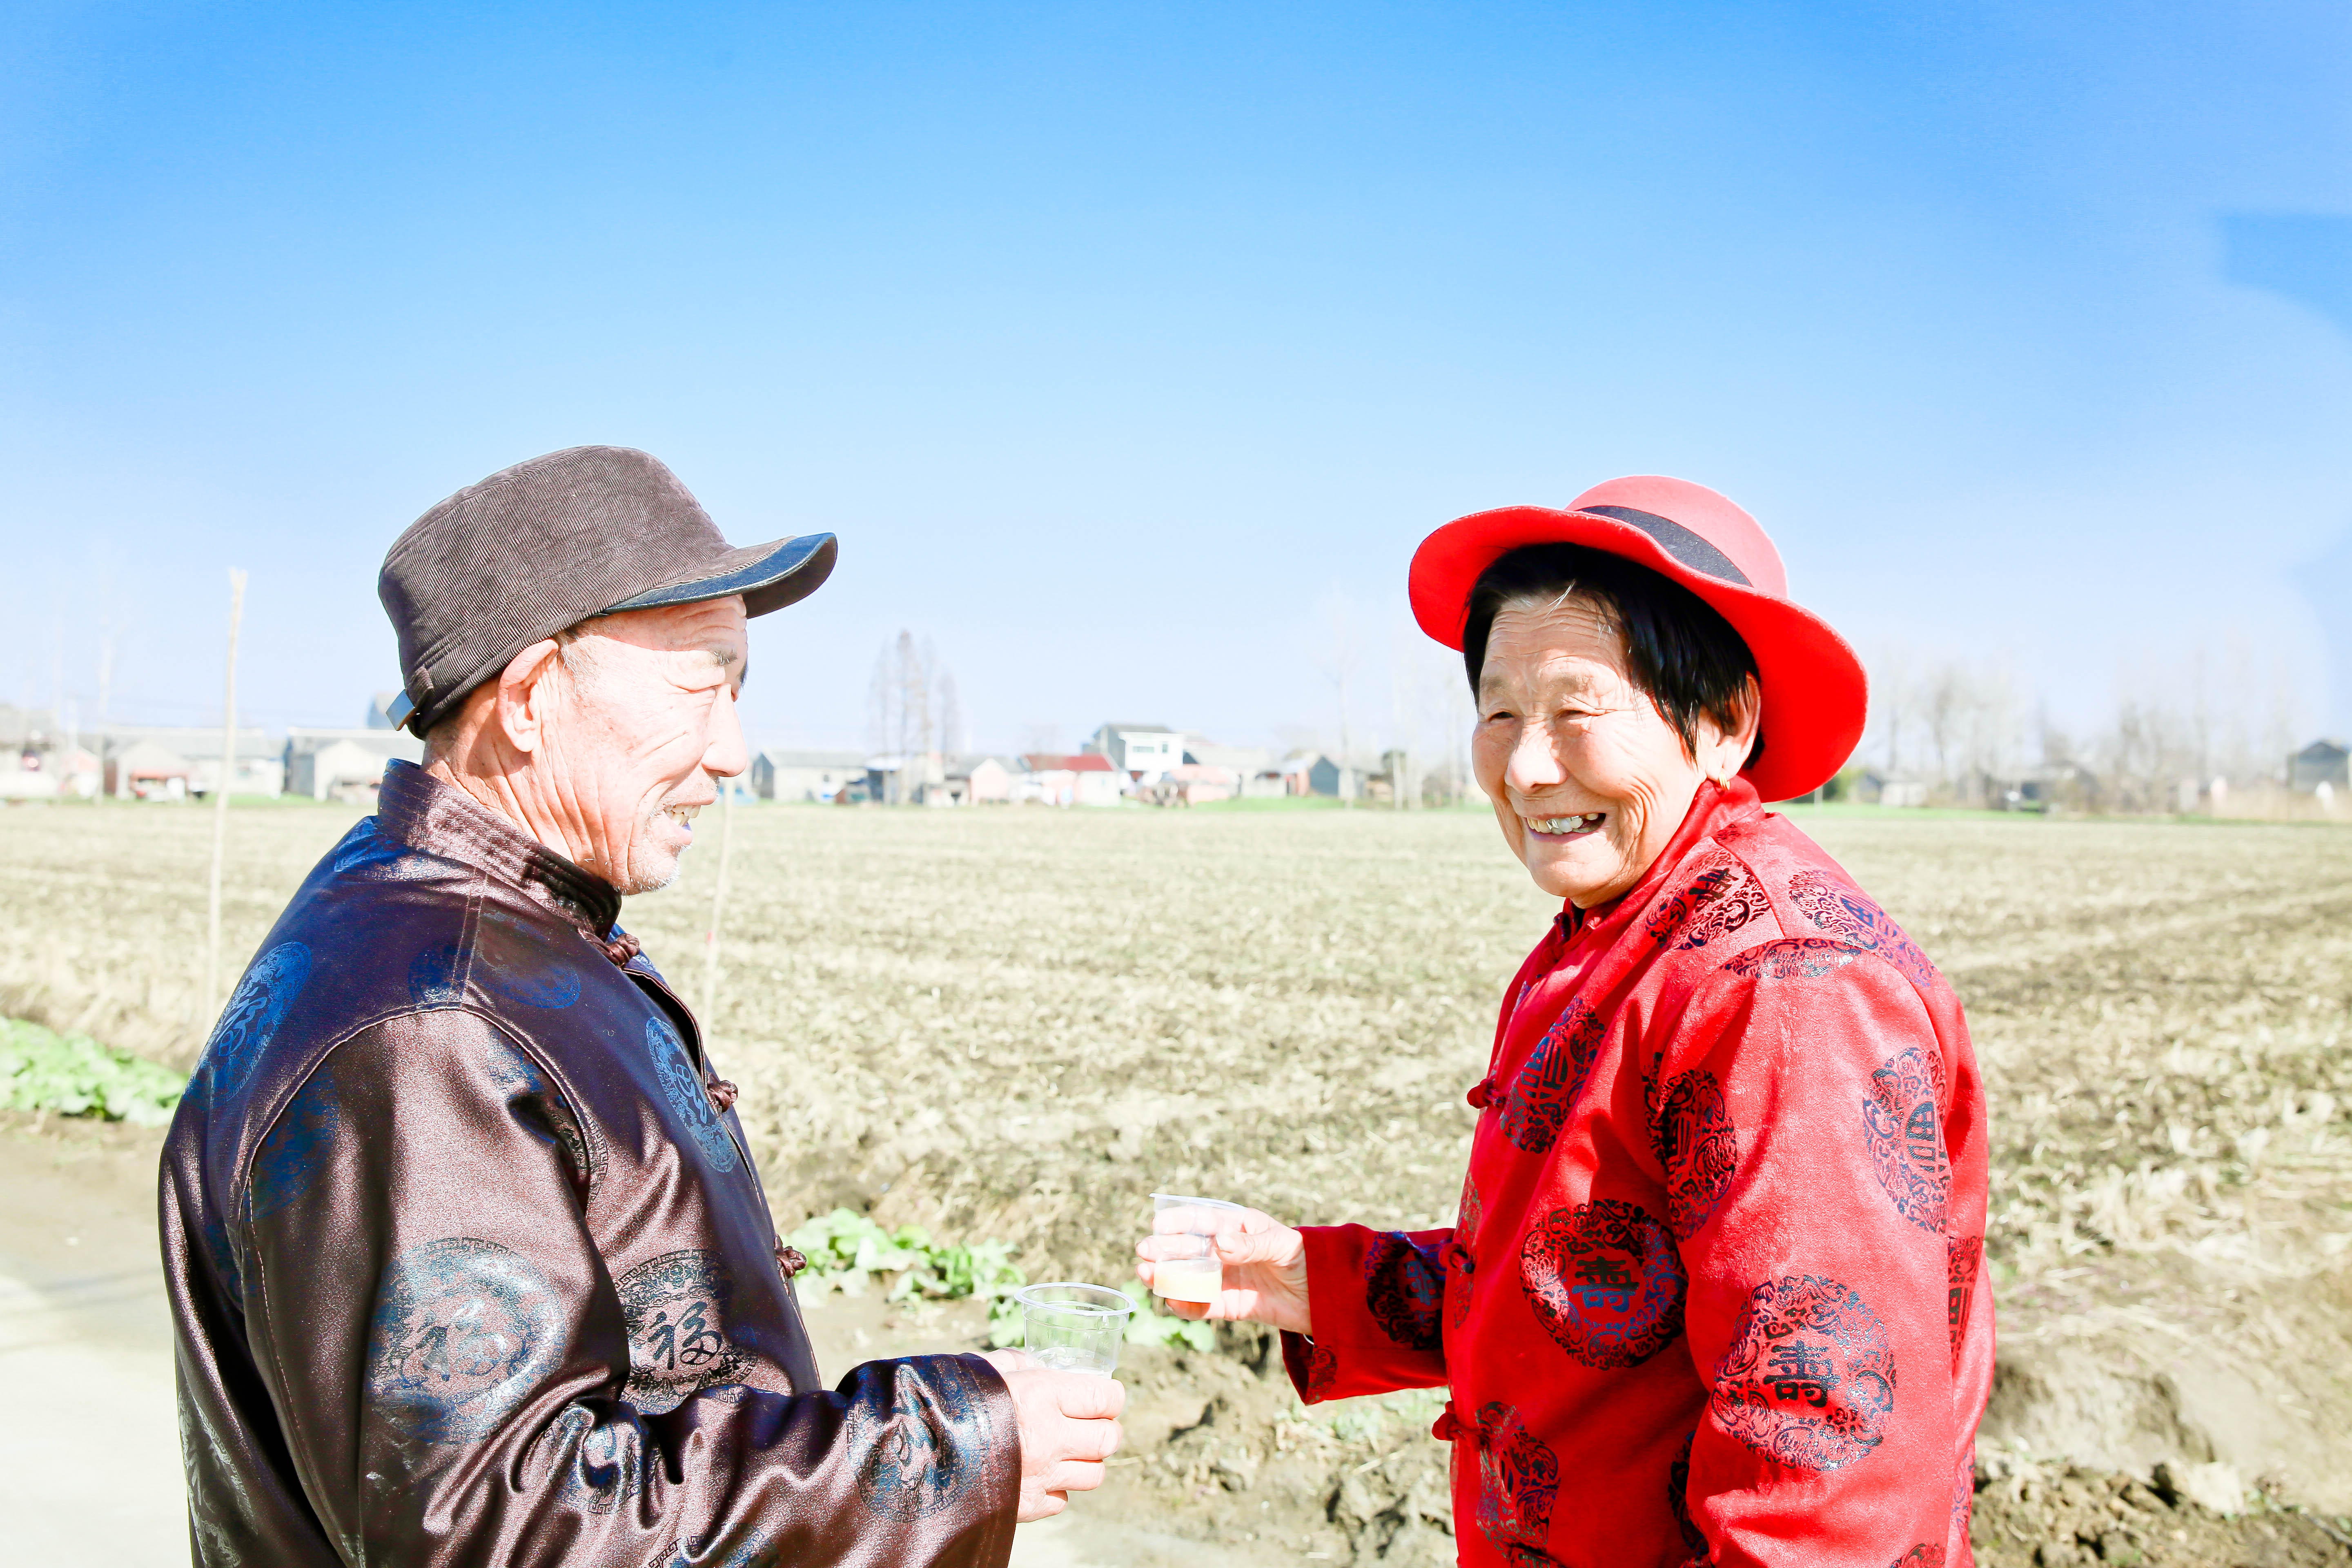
[377,446,837,735]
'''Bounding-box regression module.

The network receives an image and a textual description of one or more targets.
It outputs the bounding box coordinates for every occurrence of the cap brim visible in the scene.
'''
[599,532,838,619]
[1409,506,1866,802]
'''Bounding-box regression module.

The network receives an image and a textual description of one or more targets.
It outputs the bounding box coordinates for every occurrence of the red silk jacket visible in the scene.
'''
[1283,779,1993,1568]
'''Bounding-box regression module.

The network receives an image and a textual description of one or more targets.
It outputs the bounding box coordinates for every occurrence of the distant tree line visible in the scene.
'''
[1856,644,2305,813]
[867,630,964,763]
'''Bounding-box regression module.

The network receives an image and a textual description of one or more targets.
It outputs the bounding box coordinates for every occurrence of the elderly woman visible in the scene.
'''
[1140,478,1992,1567]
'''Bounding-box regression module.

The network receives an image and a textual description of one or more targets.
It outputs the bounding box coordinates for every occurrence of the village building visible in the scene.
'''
[1086,722,1183,781]
[1180,734,1287,799]
[751,747,869,803]
[1180,735,1270,777]
[50,744,103,798]
[862,752,950,805]
[940,756,1015,805]
[1018,752,1125,807]
[94,726,283,798]
[2290,739,2349,793]
[1152,763,1236,805]
[1857,771,1931,808]
[108,739,195,800]
[284,728,422,802]
[1281,751,1368,800]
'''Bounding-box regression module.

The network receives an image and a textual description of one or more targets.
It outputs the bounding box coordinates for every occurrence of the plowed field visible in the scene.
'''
[4,797,2348,1564]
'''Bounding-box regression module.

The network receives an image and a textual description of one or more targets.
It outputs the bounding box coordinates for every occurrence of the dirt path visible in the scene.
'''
[11,1108,2351,1568]
[0,1110,1265,1566]
[0,1114,187,1566]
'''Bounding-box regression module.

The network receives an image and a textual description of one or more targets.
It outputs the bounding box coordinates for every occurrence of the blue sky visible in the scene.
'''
[3,2,2348,758]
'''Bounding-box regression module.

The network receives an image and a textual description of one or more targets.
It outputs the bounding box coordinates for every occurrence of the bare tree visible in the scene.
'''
[1866,646,1917,777]
[93,620,116,800]
[867,631,965,801]
[938,668,965,759]
[866,648,893,758]
[1315,588,1362,799]
[2263,650,2298,783]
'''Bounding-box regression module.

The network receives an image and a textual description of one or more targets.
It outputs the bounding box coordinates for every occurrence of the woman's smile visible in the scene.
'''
[1524,811,1607,839]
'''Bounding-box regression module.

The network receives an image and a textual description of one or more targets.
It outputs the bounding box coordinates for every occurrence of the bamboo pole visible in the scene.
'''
[207,569,248,1014]
[94,629,114,802]
[700,777,736,1025]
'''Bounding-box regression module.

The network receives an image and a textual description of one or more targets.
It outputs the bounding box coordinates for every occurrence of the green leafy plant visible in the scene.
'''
[1,1017,184,1125]
[1118,1283,1218,1353]
[784,1207,1031,1343]
[780,1209,1223,1353]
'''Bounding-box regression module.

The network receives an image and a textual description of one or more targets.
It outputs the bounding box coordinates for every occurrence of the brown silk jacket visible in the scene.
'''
[160,761,1020,1567]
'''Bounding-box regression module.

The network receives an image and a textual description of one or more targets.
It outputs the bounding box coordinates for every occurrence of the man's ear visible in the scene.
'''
[495,639,564,755]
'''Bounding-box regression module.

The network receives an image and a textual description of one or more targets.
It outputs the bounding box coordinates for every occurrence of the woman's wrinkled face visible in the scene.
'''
[1471,595,1751,907]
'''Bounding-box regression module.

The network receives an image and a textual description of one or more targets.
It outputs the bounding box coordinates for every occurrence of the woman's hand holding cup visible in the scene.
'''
[1134,1199,1310,1336]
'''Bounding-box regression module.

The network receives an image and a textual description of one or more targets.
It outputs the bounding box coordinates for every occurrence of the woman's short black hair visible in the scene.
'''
[1462,543,1764,768]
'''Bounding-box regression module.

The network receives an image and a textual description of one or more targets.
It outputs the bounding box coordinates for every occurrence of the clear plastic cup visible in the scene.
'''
[1149,1193,1245,1304]
[1016,1283,1135,1376]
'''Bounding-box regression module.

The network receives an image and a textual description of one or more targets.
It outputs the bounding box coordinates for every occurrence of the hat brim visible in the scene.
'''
[1409,507,1866,802]
[386,532,840,733]
[601,532,838,619]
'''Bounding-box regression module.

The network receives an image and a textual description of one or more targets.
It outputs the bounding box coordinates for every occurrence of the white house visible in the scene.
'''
[1087,722,1184,781]
[941,756,1015,805]
[867,752,949,805]
[1183,736,1270,778]
[1858,772,1930,808]
[1018,752,1126,807]
[1160,763,1236,805]
[107,739,193,800]
[285,728,423,801]
[1282,752,1365,801]
[1241,767,1290,799]
[751,748,869,803]
[91,726,281,798]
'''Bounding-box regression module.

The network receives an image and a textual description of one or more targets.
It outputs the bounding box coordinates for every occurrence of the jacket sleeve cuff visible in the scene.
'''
[1284,1223,1450,1403]
[833,1353,1022,1567]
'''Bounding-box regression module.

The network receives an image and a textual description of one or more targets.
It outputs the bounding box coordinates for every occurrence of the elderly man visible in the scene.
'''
[160,447,1121,1566]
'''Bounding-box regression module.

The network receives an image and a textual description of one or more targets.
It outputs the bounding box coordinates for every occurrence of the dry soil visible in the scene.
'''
[3,798,2349,1565]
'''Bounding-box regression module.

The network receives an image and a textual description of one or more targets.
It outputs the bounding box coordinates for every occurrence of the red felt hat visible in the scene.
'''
[1408,475,1866,802]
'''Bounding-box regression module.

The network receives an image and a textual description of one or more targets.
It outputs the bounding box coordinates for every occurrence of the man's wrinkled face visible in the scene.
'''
[539,597,750,895]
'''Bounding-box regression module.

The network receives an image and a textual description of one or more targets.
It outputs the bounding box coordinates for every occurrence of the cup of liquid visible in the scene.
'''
[1016,1283,1136,1376]
[1149,1193,1245,1305]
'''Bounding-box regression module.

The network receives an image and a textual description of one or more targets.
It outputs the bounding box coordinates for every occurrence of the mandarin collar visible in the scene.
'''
[375,759,622,935]
[1556,775,1764,942]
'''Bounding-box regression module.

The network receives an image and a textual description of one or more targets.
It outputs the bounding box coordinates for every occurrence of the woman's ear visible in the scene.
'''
[494,639,564,755]
[1700,675,1763,786]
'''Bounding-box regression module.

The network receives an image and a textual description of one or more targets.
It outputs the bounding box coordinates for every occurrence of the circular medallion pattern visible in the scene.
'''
[1863,1047,1949,1232]
[1472,1401,1558,1560]
[364,1237,563,1444]
[1499,1000,1605,1154]
[1519,1199,1685,1369]
[648,1015,737,1172]
[615,1249,748,1414]
[1363,1232,1445,1352]
[203,942,312,1094]
[1711,1273,1895,1472]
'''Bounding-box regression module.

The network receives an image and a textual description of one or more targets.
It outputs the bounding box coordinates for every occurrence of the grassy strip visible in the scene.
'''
[782,1206,1216,1351]
[2,1016,184,1125]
